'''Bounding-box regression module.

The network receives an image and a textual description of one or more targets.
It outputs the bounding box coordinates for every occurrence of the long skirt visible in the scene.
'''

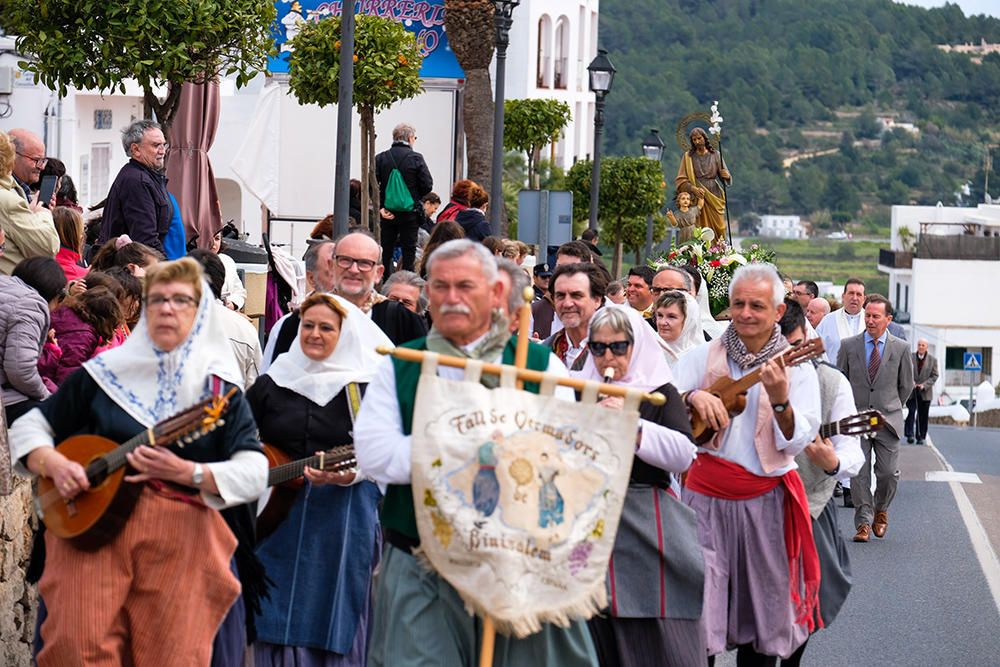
[682,485,809,660]
[814,498,852,627]
[368,544,599,667]
[37,487,240,666]
[588,615,705,667]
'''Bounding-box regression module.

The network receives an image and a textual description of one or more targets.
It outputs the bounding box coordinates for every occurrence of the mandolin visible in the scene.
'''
[820,409,884,439]
[34,388,237,550]
[689,338,826,445]
[256,443,357,540]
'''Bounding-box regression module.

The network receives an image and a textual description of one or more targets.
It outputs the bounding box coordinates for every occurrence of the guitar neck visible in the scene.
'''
[819,421,839,439]
[89,431,154,480]
[267,445,356,487]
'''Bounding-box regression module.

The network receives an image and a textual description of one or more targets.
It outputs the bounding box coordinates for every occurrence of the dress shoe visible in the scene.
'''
[916,439,925,445]
[873,511,889,538]
[833,481,843,497]
[906,437,915,444]
[854,524,871,542]
[842,488,853,508]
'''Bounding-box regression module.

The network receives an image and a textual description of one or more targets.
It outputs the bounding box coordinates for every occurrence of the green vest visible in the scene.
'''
[381,336,552,541]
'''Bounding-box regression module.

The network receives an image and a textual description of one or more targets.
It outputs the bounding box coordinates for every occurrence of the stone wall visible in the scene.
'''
[0,477,37,665]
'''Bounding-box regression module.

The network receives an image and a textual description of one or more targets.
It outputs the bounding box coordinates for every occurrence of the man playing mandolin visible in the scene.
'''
[671,263,823,665]
[9,258,268,666]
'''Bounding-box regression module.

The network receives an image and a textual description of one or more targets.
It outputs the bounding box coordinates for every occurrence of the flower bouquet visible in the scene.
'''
[649,228,776,317]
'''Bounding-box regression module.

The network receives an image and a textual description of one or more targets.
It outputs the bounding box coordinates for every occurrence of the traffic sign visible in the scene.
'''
[964,352,983,371]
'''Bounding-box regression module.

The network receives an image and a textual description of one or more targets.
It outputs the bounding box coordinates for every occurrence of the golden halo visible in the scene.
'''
[676,111,721,152]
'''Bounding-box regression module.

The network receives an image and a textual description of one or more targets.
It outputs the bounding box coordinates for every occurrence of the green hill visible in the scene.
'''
[599,0,1000,228]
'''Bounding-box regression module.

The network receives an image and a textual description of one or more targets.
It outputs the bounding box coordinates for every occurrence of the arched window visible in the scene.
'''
[554,16,570,90]
[537,15,552,88]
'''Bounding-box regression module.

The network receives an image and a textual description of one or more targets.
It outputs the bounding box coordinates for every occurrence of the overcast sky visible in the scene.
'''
[897,0,1000,19]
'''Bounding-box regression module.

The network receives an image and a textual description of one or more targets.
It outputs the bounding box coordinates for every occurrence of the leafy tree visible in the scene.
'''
[3,0,276,134]
[566,157,665,275]
[854,110,882,140]
[503,99,572,189]
[288,15,423,234]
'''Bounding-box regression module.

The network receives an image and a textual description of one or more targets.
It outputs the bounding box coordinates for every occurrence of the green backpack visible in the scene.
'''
[383,152,415,213]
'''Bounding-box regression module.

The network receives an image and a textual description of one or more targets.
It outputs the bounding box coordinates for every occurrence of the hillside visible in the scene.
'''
[599,0,1000,231]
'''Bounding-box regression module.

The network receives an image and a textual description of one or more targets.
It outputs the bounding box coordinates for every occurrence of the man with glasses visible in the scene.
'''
[0,131,59,275]
[8,129,47,202]
[263,233,426,369]
[99,120,173,254]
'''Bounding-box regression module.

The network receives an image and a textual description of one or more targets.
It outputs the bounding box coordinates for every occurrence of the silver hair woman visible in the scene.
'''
[654,289,704,368]
[573,303,705,666]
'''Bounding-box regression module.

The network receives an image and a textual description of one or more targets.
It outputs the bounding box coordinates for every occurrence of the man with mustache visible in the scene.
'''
[356,239,597,666]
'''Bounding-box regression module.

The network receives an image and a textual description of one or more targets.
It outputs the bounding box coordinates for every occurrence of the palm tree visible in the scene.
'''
[445,1,495,194]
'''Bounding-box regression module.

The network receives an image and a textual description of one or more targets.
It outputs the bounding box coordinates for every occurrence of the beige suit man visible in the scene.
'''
[837,295,913,543]
[904,339,939,445]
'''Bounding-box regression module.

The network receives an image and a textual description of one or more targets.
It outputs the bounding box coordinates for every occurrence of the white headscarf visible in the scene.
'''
[84,278,243,428]
[660,292,705,367]
[265,295,392,406]
[574,304,673,392]
[696,279,727,339]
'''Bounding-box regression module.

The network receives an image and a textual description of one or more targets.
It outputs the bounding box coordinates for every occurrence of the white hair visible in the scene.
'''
[425,239,498,283]
[495,257,530,314]
[728,263,784,307]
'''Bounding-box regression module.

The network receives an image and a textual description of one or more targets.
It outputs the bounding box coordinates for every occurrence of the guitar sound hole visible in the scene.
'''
[86,459,110,487]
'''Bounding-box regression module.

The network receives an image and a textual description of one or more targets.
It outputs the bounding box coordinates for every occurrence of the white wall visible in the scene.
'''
[911,259,1000,328]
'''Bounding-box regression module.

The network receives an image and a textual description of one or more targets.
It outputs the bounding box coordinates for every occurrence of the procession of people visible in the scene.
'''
[0,120,928,667]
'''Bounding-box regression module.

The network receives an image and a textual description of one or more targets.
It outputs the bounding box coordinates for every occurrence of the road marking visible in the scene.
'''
[925,471,983,484]
[927,437,1000,616]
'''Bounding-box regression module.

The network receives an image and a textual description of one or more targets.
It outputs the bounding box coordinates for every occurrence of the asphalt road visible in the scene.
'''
[715,427,1000,666]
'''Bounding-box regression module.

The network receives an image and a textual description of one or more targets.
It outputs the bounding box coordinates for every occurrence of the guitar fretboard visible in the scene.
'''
[268,445,356,486]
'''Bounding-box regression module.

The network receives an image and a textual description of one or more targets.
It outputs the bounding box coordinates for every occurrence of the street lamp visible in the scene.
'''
[642,129,665,260]
[490,0,521,235]
[587,49,616,232]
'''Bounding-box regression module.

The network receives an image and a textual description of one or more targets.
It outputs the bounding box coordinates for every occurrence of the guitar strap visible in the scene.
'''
[211,375,223,397]
[346,382,362,429]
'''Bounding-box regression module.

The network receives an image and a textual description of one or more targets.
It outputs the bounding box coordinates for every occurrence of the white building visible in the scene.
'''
[758,214,806,239]
[878,203,1000,400]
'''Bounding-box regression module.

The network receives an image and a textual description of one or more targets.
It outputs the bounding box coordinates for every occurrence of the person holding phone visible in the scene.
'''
[0,131,59,275]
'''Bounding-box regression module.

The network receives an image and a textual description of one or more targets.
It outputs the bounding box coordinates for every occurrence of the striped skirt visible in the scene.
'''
[37,486,241,666]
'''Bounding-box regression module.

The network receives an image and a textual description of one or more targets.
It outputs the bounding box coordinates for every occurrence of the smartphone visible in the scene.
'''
[36,175,58,208]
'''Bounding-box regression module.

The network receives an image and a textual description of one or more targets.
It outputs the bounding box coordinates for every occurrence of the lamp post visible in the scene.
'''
[587,49,616,232]
[490,0,521,236]
[641,128,665,261]
[332,2,356,237]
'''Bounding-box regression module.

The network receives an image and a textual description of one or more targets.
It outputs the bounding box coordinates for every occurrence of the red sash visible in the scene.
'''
[686,453,823,632]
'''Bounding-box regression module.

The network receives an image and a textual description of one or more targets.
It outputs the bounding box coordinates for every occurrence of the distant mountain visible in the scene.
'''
[599,0,1000,224]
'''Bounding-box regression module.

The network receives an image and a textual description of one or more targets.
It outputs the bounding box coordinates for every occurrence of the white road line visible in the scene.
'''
[927,437,1000,616]
[925,471,982,484]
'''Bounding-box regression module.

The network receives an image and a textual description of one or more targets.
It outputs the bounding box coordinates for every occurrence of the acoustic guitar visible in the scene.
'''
[820,409,885,439]
[689,338,826,445]
[34,388,237,550]
[256,443,357,540]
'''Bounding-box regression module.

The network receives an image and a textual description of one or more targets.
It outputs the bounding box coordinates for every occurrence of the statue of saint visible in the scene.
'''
[674,127,731,240]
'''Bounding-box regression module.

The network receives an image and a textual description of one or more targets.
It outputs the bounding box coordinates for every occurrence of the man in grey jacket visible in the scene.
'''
[837,294,914,543]
[904,338,939,445]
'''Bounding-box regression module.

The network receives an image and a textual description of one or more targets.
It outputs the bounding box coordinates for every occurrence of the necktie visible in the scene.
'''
[868,339,881,383]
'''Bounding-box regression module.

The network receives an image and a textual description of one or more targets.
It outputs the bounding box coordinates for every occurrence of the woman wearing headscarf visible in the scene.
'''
[9,257,268,666]
[572,305,706,667]
[653,289,705,368]
[247,292,391,666]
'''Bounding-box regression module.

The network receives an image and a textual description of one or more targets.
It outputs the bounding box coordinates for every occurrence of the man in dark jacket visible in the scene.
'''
[375,124,433,275]
[99,120,172,253]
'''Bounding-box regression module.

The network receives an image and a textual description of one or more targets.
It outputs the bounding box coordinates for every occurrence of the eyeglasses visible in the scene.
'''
[587,340,631,357]
[335,254,377,272]
[16,152,47,168]
[146,294,198,310]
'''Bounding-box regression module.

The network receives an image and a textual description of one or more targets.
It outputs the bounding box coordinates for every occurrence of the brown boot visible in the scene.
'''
[854,524,871,542]
[873,511,889,538]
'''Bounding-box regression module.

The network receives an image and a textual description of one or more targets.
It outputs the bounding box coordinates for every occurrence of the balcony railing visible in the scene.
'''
[878,249,913,268]
[916,235,1000,260]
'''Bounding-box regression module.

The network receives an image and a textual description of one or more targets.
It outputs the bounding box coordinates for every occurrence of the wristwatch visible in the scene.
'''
[771,401,790,413]
[825,462,841,477]
[191,463,205,486]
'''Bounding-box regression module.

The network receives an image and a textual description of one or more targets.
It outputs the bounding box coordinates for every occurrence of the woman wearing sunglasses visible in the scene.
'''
[573,305,706,667]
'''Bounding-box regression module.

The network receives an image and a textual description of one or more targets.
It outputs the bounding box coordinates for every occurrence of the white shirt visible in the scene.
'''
[8,407,267,510]
[672,343,821,477]
[635,418,697,473]
[219,253,247,310]
[823,367,865,481]
[563,333,588,369]
[214,302,262,388]
[355,346,574,486]
[815,308,864,366]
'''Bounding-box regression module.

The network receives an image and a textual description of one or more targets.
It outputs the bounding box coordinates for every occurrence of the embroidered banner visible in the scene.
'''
[411,363,640,637]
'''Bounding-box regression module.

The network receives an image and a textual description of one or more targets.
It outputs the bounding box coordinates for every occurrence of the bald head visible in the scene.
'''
[332,232,384,303]
[8,128,45,186]
[917,338,929,355]
[806,297,830,329]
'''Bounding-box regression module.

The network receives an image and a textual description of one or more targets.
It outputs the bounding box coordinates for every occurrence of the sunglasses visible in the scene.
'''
[587,340,631,357]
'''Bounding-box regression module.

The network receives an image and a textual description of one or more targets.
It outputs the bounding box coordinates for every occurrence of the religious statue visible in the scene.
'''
[675,126,731,240]
[667,189,704,243]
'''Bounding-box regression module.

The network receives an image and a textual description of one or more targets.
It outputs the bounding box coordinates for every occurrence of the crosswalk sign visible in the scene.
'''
[963,352,983,371]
